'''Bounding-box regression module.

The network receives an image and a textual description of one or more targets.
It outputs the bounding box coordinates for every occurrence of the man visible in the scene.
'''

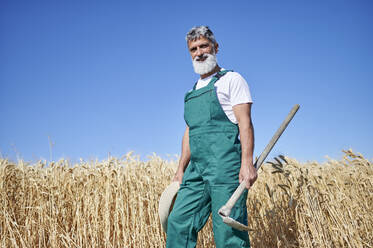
[166,26,257,248]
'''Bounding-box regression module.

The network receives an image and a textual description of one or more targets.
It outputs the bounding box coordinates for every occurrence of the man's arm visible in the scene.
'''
[172,126,191,184]
[233,103,257,189]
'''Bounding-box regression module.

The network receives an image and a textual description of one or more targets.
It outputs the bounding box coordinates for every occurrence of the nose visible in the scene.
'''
[196,47,203,57]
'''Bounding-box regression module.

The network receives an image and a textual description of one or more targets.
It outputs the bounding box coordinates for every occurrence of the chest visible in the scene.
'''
[195,80,231,106]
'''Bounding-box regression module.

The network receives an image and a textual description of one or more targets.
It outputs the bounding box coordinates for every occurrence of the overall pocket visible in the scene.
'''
[184,90,213,127]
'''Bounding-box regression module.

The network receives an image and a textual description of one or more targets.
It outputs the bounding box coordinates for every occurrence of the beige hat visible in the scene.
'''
[158,181,180,232]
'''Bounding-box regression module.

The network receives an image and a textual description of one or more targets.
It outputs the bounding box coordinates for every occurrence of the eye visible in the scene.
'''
[190,47,197,52]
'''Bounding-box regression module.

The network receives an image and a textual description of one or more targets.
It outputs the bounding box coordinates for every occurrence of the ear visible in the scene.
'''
[214,43,219,54]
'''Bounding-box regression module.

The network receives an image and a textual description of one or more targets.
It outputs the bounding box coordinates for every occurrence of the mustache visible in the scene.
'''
[194,54,209,62]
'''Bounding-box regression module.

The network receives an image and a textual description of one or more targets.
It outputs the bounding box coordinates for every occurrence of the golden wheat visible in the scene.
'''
[0,150,372,247]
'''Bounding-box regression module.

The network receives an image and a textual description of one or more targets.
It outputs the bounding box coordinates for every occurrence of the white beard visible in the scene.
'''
[192,53,217,75]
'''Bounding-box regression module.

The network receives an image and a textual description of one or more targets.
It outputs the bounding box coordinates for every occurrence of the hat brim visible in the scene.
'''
[159,181,180,232]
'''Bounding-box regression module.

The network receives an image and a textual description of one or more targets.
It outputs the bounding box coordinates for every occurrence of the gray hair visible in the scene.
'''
[185,26,217,45]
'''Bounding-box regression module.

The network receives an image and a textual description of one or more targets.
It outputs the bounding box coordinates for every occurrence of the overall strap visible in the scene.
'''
[192,70,233,90]
[208,69,232,86]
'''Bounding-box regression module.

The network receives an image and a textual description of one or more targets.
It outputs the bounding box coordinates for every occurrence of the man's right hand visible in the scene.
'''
[173,170,184,185]
[172,125,190,185]
[172,126,190,185]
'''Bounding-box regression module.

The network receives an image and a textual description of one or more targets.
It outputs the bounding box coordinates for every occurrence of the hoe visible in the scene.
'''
[218,104,300,231]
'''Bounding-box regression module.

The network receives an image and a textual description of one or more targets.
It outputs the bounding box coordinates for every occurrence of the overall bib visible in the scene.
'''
[166,70,250,248]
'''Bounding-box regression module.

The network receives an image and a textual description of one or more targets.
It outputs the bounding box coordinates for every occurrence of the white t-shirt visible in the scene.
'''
[194,69,253,124]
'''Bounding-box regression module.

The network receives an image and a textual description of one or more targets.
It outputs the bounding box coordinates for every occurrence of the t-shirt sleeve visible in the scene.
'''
[229,73,253,106]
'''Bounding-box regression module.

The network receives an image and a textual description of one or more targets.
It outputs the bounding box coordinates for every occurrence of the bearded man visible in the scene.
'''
[166,26,257,248]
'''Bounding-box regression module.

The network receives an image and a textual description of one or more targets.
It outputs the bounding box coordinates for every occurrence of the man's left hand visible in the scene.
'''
[239,163,258,189]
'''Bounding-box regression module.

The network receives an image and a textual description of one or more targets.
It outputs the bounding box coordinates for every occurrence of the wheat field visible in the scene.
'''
[1,149,372,248]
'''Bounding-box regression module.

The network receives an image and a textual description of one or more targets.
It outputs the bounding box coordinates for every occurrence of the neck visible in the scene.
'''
[200,65,221,79]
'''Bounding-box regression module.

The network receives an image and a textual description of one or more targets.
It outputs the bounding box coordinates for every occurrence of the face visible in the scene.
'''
[188,36,219,75]
[187,36,218,62]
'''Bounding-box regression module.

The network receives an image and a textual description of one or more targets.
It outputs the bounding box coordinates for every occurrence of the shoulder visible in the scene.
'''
[225,71,247,82]
[223,71,253,104]
[221,71,249,89]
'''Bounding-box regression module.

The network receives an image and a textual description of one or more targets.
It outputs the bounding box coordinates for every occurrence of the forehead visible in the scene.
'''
[187,36,211,49]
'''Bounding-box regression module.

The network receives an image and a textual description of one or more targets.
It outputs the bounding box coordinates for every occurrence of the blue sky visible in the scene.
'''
[1,0,372,163]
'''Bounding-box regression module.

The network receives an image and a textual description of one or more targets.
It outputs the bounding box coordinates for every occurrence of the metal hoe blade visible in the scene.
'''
[218,104,300,231]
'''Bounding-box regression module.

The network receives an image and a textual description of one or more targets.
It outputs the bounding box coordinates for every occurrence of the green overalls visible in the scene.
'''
[166,70,250,248]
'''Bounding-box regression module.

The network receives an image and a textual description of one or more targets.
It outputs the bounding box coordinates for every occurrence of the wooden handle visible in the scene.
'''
[223,104,300,210]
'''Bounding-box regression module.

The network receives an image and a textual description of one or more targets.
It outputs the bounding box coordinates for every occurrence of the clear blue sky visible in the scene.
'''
[1,0,372,163]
